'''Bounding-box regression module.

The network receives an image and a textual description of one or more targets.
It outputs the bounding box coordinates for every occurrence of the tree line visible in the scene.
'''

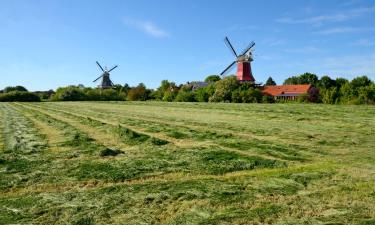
[1,73,374,104]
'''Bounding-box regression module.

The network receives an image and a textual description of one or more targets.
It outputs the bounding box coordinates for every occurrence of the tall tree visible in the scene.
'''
[3,86,28,93]
[204,75,221,83]
[284,73,318,86]
[265,77,276,86]
[350,76,372,89]
[319,76,335,89]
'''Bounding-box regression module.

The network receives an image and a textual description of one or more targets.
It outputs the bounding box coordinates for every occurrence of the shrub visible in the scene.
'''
[262,95,275,103]
[350,76,373,89]
[52,86,86,101]
[242,88,262,103]
[195,84,214,102]
[162,90,177,102]
[297,94,309,103]
[231,88,262,103]
[3,86,28,93]
[204,75,221,83]
[175,89,196,102]
[307,87,320,103]
[321,87,338,104]
[209,76,239,102]
[0,91,41,102]
[127,83,148,101]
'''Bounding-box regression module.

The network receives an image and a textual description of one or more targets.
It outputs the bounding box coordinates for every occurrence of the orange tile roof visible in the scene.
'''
[262,84,311,96]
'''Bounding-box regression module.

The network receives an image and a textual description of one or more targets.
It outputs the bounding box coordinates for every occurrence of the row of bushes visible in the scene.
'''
[0,91,41,102]
[1,73,374,104]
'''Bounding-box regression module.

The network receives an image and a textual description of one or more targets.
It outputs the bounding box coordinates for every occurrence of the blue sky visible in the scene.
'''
[1,0,375,91]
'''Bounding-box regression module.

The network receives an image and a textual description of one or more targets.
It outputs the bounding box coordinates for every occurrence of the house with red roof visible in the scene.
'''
[262,84,311,100]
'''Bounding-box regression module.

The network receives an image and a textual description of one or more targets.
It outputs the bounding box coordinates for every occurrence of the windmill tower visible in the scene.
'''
[220,36,255,82]
[93,61,118,89]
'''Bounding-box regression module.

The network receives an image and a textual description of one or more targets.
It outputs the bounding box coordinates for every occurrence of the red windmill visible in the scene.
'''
[220,36,255,82]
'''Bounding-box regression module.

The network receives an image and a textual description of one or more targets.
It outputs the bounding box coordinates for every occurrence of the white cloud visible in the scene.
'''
[284,46,323,54]
[279,54,375,79]
[225,25,258,32]
[276,6,375,26]
[353,38,375,46]
[261,38,285,47]
[123,18,169,38]
[321,54,375,77]
[315,27,375,35]
[277,14,348,25]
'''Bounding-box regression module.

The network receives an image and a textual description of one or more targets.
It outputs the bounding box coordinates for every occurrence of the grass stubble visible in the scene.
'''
[0,102,374,224]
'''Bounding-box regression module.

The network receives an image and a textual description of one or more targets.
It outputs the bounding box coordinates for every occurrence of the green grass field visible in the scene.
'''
[0,102,374,224]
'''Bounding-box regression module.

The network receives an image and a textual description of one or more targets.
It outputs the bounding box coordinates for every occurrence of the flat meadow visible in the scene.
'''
[0,102,374,224]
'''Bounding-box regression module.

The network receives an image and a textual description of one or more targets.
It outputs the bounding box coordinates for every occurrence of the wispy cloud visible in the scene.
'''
[342,0,362,7]
[284,46,323,54]
[322,54,375,77]
[122,18,169,38]
[314,27,375,35]
[280,54,375,78]
[353,38,375,47]
[276,6,375,26]
[225,25,258,32]
[277,14,348,25]
[261,38,285,47]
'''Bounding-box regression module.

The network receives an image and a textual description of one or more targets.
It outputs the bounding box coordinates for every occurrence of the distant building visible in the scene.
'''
[262,84,311,100]
[186,82,209,91]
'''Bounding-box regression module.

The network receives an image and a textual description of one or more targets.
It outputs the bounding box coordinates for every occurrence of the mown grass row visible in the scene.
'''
[16,103,287,178]
[24,103,314,163]
[0,104,49,191]
[1,102,374,224]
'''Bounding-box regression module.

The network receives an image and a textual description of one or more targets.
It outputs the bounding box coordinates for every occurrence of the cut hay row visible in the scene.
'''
[46,102,374,156]
[24,103,313,163]
[16,103,168,149]
[16,103,286,172]
[0,102,374,224]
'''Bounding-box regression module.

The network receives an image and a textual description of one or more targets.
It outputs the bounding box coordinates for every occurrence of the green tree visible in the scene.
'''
[204,75,221,83]
[284,73,318,86]
[283,76,299,85]
[209,76,239,102]
[232,88,262,103]
[350,76,372,89]
[265,76,276,86]
[321,87,338,104]
[101,89,125,101]
[52,86,86,101]
[154,80,172,100]
[307,87,320,103]
[319,76,335,89]
[175,86,196,102]
[194,84,214,102]
[0,91,40,102]
[262,95,275,103]
[3,86,28,93]
[127,83,148,101]
[335,77,349,89]
[339,82,352,103]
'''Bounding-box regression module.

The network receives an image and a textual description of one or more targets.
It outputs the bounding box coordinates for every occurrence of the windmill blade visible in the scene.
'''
[240,41,255,56]
[108,65,118,72]
[96,61,104,72]
[220,61,236,75]
[93,74,103,82]
[224,37,238,57]
[110,80,115,86]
